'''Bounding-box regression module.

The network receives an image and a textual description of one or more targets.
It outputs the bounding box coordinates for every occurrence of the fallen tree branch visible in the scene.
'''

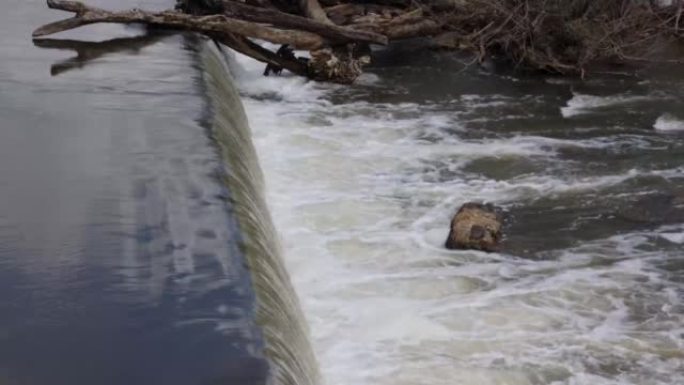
[299,0,333,24]
[218,0,387,45]
[33,0,328,50]
[211,32,311,77]
[32,0,684,83]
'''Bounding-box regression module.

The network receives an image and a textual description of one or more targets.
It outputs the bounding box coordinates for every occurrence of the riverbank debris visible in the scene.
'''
[33,0,684,83]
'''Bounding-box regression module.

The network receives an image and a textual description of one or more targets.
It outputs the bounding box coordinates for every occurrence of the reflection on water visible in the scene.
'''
[0,1,268,384]
[33,28,173,76]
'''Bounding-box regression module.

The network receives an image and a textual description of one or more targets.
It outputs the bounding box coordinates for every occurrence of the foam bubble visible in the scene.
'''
[654,114,684,132]
[561,92,652,117]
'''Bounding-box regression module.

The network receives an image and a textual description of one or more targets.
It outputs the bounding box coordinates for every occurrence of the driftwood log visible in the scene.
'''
[33,0,684,83]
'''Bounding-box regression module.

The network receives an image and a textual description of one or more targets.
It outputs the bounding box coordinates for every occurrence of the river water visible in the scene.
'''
[2,1,683,385]
[228,45,684,385]
[0,1,271,384]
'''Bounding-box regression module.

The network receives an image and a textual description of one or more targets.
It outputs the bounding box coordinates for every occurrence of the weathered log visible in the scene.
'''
[308,43,370,83]
[33,0,328,50]
[294,0,375,84]
[32,0,387,82]
[218,0,387,45]
[351,8,443,39]
[299,0,333,24]
[383,18,442,39]
[218,0,375,83]
[325,3,405,25]
[33,0,684,83]
[211,33,311,77]
[30,0,454,83]
[324,3,362,24]
[176,0,387,45]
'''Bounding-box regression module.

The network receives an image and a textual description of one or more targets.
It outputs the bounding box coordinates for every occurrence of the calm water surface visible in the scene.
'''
[0,1,268,384]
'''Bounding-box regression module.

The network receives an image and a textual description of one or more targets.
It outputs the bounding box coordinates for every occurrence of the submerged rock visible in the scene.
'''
[617,192,684,224]
[445,202,503,252]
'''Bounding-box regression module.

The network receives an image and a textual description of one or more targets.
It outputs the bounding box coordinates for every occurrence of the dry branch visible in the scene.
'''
[212,32,311,77]
[32,0,684,83]
[299,0,333,24]
[218,0,387,45]
[33,0,327,50]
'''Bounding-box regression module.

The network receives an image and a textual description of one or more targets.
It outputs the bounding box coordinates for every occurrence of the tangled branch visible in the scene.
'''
[32,0,684,83]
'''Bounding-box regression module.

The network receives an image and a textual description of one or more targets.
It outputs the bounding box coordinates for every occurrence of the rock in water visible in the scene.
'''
[617,192,684,224]
[445,202,503,252]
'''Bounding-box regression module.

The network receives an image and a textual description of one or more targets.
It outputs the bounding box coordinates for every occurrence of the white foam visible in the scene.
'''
[224,46,329,103]
[654,114,684,132]
[561,92,652,117]
[227,49,684,385]
[660,228,684,244]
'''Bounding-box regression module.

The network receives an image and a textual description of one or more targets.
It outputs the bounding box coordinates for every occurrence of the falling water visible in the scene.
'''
[200,42,321,385]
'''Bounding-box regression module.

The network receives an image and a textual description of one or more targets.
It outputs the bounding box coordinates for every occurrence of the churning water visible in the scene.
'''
[227,46,684,385]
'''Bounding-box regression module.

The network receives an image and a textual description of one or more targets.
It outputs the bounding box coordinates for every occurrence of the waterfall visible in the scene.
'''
[199,41,321,385]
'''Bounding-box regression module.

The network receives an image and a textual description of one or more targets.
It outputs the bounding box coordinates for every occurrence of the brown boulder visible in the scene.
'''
[445,202,503,252]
